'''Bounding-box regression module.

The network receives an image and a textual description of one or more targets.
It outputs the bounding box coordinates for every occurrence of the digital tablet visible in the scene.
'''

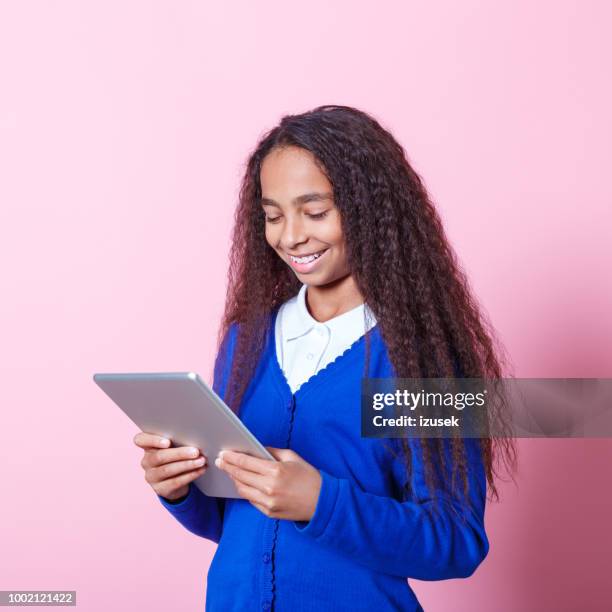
[93,371,275,498]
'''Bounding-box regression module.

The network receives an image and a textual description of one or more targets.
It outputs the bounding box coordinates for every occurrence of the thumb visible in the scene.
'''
[265,446,301,463]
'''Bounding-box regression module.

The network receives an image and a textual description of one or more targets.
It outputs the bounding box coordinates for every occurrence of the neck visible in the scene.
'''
[305,275,365,322]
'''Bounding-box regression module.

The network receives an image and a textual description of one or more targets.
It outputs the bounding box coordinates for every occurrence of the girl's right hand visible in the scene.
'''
[133,432,208,501]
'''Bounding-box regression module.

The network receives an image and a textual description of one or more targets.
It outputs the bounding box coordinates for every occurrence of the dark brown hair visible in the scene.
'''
[217,104,517,509]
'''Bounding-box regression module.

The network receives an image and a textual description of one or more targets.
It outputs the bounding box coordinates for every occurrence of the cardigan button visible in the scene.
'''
[262,601,271,611]
[262,552,271,563]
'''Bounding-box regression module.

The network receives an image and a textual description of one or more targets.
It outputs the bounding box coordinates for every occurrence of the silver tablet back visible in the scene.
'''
[93,371,274,498]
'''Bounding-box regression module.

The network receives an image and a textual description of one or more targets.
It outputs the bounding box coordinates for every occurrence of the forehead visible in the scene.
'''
[260,146,331,195]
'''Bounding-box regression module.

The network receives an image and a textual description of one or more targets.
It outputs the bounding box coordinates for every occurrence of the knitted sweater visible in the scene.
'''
[158,309,489,611]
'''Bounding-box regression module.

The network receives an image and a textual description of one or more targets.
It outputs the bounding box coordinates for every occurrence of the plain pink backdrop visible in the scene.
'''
[1,1,611,610]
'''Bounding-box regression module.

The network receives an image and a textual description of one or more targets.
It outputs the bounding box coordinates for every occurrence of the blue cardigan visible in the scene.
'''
[158,310,489,611]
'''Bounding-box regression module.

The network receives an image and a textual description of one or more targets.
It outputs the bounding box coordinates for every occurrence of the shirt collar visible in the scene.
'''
[283,284,317,341]
[282,283,377,341]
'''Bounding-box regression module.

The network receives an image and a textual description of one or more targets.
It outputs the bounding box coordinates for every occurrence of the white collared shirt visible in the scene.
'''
[275,283,377,393]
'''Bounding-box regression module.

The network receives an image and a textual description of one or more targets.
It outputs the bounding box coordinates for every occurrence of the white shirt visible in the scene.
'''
[275,283,378,393]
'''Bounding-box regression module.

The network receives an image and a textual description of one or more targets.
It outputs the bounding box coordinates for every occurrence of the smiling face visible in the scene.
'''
[260,146,351,287]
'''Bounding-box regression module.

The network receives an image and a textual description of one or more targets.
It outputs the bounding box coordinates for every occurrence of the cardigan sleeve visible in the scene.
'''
[156,322,239,543]
[293,437,489,580]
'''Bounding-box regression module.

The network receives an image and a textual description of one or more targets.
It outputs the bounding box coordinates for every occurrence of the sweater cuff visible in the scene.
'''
[158,482,198,514]
[293,469,339,539]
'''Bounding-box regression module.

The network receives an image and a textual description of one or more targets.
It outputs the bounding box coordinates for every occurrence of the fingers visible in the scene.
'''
[153,466,207,499]
[133,431,170,450]
[134,431,204,469]
[146,455,207,485]
[142,445,203,469]
[220,460,274,495]
[231,479,272,510]
[134,431,209,500]
[265,446,298,462]
[217,450,278,476]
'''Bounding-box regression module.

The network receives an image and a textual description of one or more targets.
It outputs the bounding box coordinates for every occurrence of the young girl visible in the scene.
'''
[134,105,516,611]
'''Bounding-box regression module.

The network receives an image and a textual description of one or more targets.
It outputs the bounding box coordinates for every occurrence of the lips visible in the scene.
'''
[288,249,326,264]
[286,248,329,273]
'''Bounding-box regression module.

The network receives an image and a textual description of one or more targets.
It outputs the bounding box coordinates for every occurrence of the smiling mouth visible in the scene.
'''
[287,249,328,264]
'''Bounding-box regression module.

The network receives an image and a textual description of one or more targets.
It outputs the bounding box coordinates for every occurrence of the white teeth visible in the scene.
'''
[290,251,324,264]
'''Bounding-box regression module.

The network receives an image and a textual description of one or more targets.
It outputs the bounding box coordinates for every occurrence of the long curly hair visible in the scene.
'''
[217,104,517,508]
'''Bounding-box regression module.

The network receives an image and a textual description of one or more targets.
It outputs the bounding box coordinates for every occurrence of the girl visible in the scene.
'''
[134,105,516,611]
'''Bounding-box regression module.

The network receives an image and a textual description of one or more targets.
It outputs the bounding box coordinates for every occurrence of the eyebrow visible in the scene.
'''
[260,192,333,207]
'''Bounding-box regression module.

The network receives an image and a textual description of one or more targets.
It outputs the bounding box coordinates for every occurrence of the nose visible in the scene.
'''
[279,214,308,251]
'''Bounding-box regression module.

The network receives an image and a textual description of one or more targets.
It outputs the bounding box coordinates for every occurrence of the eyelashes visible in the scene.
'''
[264,211,329,224]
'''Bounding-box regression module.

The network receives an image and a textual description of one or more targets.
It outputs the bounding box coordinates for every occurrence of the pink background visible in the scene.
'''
[1,1,611,610]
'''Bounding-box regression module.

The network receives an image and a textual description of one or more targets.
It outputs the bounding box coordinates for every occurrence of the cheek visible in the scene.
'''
[324,219,346,254]
[264,224,278,248]
[319,214,344,247]
[320,222,349,271]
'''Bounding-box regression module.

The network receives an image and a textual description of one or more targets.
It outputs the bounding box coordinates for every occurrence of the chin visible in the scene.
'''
[304,274,341,287]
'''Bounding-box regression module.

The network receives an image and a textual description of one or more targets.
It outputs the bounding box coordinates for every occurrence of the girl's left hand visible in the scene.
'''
[215,447,322,522]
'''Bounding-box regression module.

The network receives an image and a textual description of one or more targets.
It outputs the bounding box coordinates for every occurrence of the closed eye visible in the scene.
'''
[264,210,329,223]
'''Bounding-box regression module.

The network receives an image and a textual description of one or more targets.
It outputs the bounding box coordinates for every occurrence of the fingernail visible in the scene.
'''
[214,457,222,468]
[188,447,199,457]
[159,438,169,446]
